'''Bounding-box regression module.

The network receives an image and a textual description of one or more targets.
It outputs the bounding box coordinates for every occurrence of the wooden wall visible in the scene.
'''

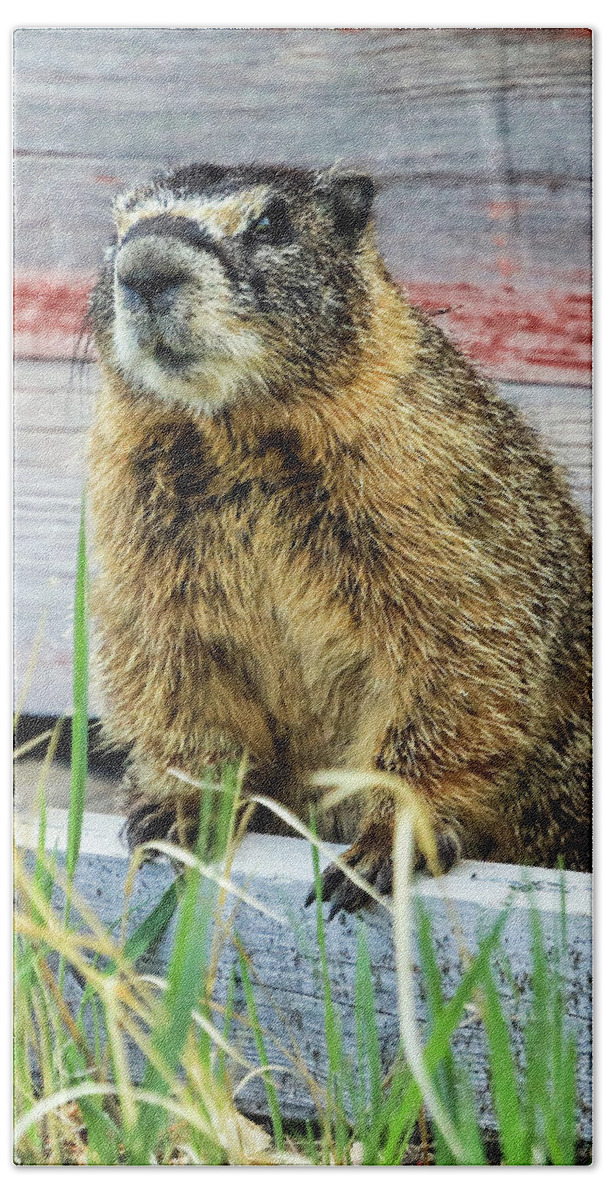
[13,28,592,716]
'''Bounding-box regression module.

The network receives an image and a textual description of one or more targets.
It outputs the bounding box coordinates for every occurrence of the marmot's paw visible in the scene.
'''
[122,793,178,853]
[305,825,461,918]
[304,841,392,920]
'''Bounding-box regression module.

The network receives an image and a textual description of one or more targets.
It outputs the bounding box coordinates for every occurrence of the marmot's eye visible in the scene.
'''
[246,198,292,246]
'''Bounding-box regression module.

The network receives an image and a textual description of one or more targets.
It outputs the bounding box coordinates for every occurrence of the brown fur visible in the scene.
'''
[88,164,591,900]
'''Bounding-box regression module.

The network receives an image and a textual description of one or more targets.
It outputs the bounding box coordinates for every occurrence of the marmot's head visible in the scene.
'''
[90,163,377,413]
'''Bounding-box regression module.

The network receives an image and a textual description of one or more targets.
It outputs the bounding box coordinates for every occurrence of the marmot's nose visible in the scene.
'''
[117,262,189,314]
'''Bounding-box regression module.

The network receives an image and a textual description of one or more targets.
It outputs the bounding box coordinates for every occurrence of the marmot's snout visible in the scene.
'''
[115,214,224,317]
[116,246,191,317]
[114,231,197,360]
[110,213,261,402]
[113,234,197,375]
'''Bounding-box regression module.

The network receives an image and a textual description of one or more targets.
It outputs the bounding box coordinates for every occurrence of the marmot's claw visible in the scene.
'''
[327,874,373,920]
[437,828,461,871]
[414,828,461,875]
[374,859,393,894]
[304,858,360,908]
[308,849,389,919]
[124,801,175,852]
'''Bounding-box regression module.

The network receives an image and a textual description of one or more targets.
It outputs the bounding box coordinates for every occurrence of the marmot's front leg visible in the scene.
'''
[308,698,512,915]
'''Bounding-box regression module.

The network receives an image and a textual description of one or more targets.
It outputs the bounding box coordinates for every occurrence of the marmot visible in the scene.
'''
[88,163,591,911]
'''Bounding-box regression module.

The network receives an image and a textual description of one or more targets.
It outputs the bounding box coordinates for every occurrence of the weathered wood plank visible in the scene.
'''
[13,29,591,111]
[15,87,589,174]
[14,811,592,1140]
[13,29,591,172]
[408,283,591,386]
[13,356,96,430]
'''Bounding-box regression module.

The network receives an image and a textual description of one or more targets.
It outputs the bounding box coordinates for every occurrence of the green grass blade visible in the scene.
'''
[62,1041,121,1165]
[217,963,237,1085]
[214,761,239,861]
[554,875,578,1164]
[19,845,60,1001]
[32,783,48,901]
[121,881,180,966]
[451,1062,487,1165]
[29,721,64,922]
[354,920,396,1164]
[480,957,527,1163]
[76,1096,121,1165]
[417,904,458,1162]
[417,903,485,1164]
[555,1033,578,1165]
[236,939,284,1152]
[66,495,89,886]
[69,882,181,1104]
[522,904,550,1161]
[126,782,217,1162]
[355,921,382,1117]
[310,836,349,1160]
[380,908,509,1164]
[540,877,578,1165]
[73,881,181,1038]
[157,782,214,1048]
[303,1120,320,1164]
[30,839,54,926]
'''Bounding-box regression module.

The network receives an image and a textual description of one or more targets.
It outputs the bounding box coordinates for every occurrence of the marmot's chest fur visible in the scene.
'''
[89,162,591,903]
[92,382,394,786]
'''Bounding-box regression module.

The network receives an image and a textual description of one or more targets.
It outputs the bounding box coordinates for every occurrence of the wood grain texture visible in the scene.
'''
[13,158,591,297]
[13,28,591,170]
[13,271,592,386]
[15,813,592,1141]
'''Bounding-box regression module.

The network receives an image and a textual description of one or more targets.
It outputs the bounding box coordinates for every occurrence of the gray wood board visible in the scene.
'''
[13,29,592,107]
[13,359,591,716]
[13,28,591,289]
[16,818,592,1141]
[13,29,591,168]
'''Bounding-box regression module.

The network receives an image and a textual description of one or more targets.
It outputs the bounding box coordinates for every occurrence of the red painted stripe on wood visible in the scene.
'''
[407,283,591,387]
[14,272,97,362]
[13,271,591,386]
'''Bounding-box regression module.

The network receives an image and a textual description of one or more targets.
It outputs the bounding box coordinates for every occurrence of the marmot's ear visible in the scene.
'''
[317,173,375,245]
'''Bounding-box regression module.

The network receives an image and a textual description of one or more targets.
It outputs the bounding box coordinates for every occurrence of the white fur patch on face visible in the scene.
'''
[111,299,267,415]
[113,185,272,242]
